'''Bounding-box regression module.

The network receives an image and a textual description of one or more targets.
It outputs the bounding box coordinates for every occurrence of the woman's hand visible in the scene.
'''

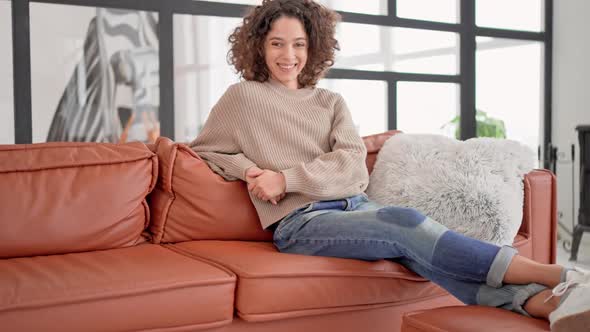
[246,168,286,204]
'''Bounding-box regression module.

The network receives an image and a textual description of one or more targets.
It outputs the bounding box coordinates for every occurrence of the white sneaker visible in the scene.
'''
[548,267,590,332]
[563,266,590,284]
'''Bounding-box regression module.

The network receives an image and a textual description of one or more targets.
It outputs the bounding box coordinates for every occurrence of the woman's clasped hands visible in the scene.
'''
[245,166,287,205]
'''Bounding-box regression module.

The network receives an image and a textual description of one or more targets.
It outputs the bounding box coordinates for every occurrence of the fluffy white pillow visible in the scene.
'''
[366,134,535,245]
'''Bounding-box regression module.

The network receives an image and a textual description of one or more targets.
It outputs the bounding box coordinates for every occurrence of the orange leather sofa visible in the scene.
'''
[0,131,556,332]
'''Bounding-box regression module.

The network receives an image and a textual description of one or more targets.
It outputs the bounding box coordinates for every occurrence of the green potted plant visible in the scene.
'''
[442,110,506,139]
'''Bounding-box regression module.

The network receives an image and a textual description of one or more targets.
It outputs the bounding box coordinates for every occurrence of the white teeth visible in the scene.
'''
[278,64,296,69]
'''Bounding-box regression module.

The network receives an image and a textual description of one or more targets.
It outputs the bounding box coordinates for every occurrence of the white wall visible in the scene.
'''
[553,0,590,239]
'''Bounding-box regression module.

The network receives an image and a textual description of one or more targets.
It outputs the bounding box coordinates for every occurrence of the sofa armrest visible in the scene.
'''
[519,169,557,264]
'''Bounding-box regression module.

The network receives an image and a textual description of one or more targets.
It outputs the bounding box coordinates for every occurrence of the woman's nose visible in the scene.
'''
[283,45,296,58]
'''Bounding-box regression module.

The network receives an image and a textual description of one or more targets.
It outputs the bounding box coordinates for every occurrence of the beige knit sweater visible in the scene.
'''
[189,79,369,229]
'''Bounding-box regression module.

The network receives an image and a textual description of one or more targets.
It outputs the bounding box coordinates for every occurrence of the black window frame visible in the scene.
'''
[8,0,553,168]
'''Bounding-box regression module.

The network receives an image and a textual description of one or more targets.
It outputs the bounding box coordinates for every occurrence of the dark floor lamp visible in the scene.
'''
[571,125,590,261]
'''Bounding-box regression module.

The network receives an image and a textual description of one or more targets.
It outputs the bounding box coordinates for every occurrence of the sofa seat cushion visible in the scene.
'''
[171,241,449,323]
[0,244,236,332]
[401,306,549,332]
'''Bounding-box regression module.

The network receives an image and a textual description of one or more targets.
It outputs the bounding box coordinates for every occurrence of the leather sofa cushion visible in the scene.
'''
[0,244,236,332]
[0,142,157,258]
[401,306,549,331]
[148,137,272,243]
[171,240,448,322]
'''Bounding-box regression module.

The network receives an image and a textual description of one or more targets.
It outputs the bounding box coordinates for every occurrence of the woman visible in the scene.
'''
[189,1,589,330]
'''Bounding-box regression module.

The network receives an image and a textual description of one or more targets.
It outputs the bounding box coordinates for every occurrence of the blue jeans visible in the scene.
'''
[273,194,546,316]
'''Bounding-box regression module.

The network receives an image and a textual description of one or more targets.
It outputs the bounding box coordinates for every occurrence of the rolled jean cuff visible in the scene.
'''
[486,245,518,288]
[512,283,547,317]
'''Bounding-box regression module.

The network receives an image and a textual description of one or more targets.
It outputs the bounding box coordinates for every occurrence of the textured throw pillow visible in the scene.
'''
[366,134,535,245]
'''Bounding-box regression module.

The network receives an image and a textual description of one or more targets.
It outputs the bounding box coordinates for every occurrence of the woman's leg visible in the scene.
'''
[398,256,555,318]
[275,197,550,288]
[504,255,563,288]
[273,195,564,317]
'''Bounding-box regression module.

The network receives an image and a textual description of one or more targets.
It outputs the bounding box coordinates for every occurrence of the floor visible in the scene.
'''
[556,232,590,270]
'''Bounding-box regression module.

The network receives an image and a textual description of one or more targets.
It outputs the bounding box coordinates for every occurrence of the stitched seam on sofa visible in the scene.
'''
[237,303,398,322]
[0,155,156,174]
[0,142,147,151]
[163,244,237,278]
[238,272,428,280]
[0,279,235,313]
[177,142,201,160]
[521,174,532,236]
[239,290,450,313]
[167,245,428,280]
[115,170,157,239]
[404,316,448,332]
[148,154,159,193]
[154,192,176,243]
[136,318,233,332]
[159,145,179,243]
[141,199,151,237]
[549,171,558,264]
[168,246,429,280]
[513,234,530,246]
[148,188,175,243]
[236,293,454,319]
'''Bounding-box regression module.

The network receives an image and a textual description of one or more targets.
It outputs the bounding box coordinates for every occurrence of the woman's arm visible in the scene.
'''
[280,96,369,199]
[189,86,257,181]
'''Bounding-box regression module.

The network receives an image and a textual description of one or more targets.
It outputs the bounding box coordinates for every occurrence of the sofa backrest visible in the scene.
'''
[148,137,272,243]
[363,130,401,173]
[148,131,400,243]
[0,142,158,258]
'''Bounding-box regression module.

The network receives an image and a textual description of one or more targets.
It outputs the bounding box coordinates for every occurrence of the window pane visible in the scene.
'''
[476,0,544,32]
[0,0,13,144]
[196,0,260,5]
[30,4,159,143]
[476,37,542,152]
[317,0,387,16]
[317,79,387,136]
[397,0,459,23]
[335,23,459,75]
[196,0,388,15]
[174,15,242,142]
[397,82,459,137]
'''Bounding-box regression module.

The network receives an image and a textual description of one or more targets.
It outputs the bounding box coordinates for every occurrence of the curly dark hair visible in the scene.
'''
[227,0,341,88]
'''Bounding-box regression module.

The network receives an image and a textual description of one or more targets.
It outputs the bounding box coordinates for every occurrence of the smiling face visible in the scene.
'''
[264,16,308,90]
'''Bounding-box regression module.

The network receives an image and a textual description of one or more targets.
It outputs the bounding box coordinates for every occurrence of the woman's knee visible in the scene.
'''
[375,206,426,227]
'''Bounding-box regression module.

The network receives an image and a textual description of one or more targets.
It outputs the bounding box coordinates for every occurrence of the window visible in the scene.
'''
[335,23,459,75]
[318,0,387,16]
[174,15,241,142]
[476,37,543,152]
[397,0,459,23]
[397,82,459,136]
[196,0,388,15]
[476,0,544,32]
[5,0,551,148]
[318,79,388,136]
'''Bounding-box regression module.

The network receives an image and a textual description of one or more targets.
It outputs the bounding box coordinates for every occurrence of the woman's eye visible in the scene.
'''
[272,42,282,47]
[295,43,306,48]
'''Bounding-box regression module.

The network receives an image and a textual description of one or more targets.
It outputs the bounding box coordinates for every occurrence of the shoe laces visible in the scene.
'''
[544,266,588,303]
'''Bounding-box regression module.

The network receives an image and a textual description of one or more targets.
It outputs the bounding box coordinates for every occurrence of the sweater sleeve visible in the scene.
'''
[189,86,257,181]
[280,96,369,200]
